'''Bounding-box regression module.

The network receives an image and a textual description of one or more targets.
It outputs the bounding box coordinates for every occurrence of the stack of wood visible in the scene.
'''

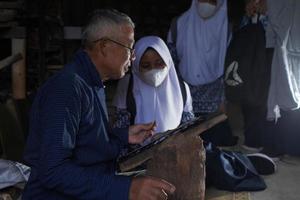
[0,1,22,28]
[118,114,227,200]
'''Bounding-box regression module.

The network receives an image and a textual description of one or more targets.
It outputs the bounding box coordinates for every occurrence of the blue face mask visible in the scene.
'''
[197,2,217,19]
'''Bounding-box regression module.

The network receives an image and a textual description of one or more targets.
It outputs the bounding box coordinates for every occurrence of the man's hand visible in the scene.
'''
[128,122,156,144]
[129,176,176,200]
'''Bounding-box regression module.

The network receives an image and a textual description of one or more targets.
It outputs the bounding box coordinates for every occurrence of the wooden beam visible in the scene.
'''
[0,1,22,9]
[0,26,81,39]
[12,38,26,99]
[0,53,22,71]
[0,26,25,38]
[0,21,18,28]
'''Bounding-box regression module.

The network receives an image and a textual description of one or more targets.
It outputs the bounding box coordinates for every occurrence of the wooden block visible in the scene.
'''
[147,135,206,200]
[118,114,227,200]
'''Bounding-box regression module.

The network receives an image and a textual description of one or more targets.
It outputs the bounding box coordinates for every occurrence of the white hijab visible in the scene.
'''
[175,0,228,85]
[130,36,184,133]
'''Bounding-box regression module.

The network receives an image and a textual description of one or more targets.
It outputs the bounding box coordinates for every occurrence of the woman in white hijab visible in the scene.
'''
[113,36,194,137]
[167,0,228,116]
[113,38,276,178]
[262,0,300,156]
[113,36,276,182]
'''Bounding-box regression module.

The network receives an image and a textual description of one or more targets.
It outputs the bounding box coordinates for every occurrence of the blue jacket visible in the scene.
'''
[22,50,131,199]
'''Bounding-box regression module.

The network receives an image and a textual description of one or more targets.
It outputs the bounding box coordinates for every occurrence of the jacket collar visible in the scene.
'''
[73,49,104,88]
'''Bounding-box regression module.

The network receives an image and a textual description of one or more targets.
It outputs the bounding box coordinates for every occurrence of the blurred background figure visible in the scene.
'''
[167,0,237,146]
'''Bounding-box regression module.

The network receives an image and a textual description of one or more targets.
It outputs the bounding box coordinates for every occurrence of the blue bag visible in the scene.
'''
[205,142,266,192]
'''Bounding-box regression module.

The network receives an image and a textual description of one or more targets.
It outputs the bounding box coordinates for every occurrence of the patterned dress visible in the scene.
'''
[168,43,225,115]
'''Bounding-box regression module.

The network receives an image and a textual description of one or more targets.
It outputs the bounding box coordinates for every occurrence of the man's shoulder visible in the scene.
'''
[45,68,77,87]
[37,66,82,97]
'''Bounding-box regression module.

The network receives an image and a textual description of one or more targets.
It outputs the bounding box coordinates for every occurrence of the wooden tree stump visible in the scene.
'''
[147,134,206,200]
[118,114,227,200]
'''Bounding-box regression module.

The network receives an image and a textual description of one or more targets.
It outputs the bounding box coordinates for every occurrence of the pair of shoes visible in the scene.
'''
[241,144,263,152]
[259,149,283,162]
[246,153,277,175]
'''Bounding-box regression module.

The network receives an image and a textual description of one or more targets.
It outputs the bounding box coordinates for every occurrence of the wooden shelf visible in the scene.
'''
[0,1,22,9]
[0,26,25,38]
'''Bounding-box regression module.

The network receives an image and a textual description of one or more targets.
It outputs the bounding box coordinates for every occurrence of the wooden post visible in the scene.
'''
[0,53,22,70]
[11,38,26,99]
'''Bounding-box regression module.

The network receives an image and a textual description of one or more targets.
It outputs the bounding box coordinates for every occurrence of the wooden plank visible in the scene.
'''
[118,114,227,172]
[11,38,26,99]
[119,148,153,172]
[0,26,25,38]
[0,21,18,28]
[0,53,22,71]
[0,26,81,39]
[0,1,22,9]
[179,113,227,138]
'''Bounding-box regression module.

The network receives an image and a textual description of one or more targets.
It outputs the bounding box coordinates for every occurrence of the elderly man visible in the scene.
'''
[22,9,175,200]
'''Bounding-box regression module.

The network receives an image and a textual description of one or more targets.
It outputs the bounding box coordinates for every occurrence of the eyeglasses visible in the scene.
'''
[93,37,135,57]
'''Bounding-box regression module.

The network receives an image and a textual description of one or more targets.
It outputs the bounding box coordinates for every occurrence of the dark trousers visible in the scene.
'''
[196,112,238,147]
[263,109,300,156]
[241,105,266,148]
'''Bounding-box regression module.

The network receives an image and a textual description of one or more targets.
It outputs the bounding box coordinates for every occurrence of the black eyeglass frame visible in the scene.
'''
[93,37,134,56]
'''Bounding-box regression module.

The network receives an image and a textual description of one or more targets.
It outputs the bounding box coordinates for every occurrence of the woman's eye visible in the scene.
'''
[156,61,166,68]
[141,65,150,69]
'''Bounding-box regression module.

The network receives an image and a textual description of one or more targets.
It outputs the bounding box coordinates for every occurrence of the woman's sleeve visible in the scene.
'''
[181,82,195,123]
[112,74,132,128]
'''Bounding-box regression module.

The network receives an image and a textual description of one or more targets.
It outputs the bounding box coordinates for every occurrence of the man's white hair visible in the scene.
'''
[82,9,135,49]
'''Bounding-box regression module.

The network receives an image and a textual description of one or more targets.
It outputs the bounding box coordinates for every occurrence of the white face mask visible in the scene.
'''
[197,2,217,19]
[139,67,169,87]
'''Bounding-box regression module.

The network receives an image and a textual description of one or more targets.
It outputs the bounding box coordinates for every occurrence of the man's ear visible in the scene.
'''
[97,39,107,57]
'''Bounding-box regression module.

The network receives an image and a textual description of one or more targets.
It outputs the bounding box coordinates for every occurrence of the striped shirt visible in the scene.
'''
[22,49,131,200]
